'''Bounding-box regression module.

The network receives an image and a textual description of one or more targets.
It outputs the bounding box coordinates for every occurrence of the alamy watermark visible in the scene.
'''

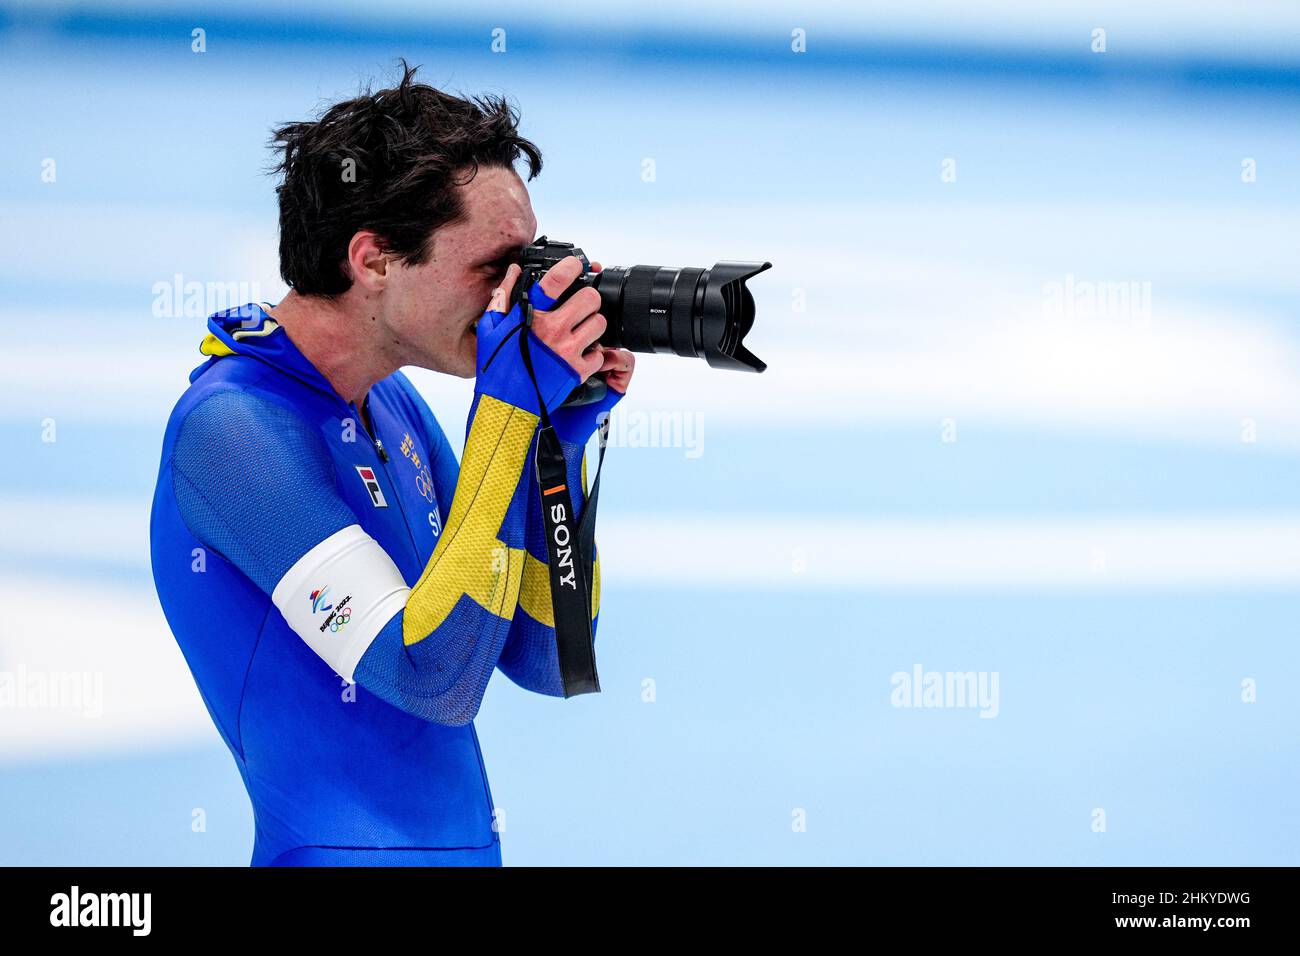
[1042,273,1152,323]
[50,886,150,936]
[0,665,103,718]
[890,663,999,718]
[601,409,704,459]
[152,273,263,319]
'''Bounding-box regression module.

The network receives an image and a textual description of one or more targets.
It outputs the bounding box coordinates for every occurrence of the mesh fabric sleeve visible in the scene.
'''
[170,386,540,727]
[171,389,358,594]
[399,375,600,698]
[353,391,540,724]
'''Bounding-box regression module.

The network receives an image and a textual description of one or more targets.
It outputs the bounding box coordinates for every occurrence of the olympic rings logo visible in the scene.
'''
[415,467,434,503]
[329,606,352,633]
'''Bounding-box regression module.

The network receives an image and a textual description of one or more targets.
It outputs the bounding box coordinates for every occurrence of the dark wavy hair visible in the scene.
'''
[270,60,543,296]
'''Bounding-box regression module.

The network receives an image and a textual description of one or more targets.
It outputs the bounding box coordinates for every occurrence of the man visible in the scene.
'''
[149,63,634,866]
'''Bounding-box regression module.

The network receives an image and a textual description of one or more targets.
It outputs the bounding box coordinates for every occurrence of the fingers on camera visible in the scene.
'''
[566,287,602,327]
[539,255,584,300]
[599,348,631,374]
[577,348,605,379]
[575,311,607,342]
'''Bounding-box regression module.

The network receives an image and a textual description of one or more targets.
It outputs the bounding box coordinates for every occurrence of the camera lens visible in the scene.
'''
[581,261,770,372]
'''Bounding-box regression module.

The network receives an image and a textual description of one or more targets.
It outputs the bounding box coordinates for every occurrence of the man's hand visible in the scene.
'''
[594,328,635,395]
[490,256,635,394]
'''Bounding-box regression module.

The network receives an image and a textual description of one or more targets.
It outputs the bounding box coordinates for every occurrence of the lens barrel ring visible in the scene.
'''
[620,266,658,353]
[669,267,705,358]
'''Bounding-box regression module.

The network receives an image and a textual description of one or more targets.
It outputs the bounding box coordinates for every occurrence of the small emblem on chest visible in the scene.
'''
[355,465,389,508]
[400,432,436,503]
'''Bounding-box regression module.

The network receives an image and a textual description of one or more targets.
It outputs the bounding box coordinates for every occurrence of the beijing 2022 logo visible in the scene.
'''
[310,586,353,634]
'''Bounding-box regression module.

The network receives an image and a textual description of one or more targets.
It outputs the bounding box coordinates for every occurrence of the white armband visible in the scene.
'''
[270,524,410,683]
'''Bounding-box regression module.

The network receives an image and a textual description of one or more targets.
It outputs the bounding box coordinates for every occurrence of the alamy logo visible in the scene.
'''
[50,886,151,936]
[890,664,1000,718]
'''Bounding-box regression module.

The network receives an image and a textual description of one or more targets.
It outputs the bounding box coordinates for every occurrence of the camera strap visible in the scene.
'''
[516,302,605,698]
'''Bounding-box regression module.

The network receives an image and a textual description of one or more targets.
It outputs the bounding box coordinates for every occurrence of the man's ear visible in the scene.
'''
[345,230,389,293]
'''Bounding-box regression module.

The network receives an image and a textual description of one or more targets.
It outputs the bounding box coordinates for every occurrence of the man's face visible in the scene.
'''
[382,164,538,377]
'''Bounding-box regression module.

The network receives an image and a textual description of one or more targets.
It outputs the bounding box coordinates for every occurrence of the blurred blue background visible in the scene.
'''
[2,0,1298,865]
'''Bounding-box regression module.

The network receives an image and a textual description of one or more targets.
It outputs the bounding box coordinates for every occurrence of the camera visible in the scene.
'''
[513,237,771,378]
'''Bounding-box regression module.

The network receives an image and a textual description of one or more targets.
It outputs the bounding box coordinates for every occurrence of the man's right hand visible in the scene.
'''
[489,257,607,381]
